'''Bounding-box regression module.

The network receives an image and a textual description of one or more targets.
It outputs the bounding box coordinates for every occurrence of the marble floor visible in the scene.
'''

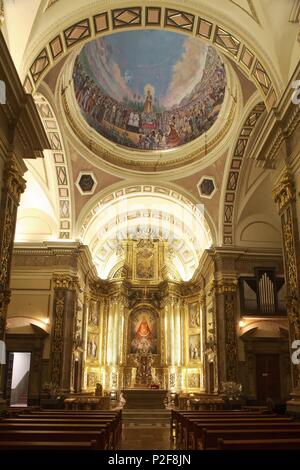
[119,426,175,450]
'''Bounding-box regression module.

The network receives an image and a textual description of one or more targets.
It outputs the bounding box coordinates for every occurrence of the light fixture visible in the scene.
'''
[45,318,50,325]
[239,320,245,328]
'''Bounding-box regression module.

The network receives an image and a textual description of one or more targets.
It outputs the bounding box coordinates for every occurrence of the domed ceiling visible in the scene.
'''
[73,30,226,152]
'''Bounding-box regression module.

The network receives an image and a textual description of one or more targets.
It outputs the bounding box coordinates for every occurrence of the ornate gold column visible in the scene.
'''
[205,281,219,392]
[273,171,300,410]
[49,274,79,391]
[0,157,26,340]
[81,291,90,390]
[0,157,26,399]
[200,291,207,391]
[216,278,238,383]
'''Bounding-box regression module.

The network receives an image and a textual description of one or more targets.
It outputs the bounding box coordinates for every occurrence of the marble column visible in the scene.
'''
[49,274,78,392]
[273,171,300,412]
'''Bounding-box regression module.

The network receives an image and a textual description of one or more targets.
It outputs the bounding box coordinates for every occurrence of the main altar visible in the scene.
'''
[122,389,167,409]
[80,239,213,396]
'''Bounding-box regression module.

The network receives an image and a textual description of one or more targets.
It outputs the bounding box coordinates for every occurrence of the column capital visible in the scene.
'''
[216,277,238,295]
[272,170,295,213]
[52,273,79,290]
[4,157,26,204]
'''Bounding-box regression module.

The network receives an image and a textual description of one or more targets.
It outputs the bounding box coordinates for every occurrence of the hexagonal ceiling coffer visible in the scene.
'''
[75,172,98,196]
[198,176,217,199]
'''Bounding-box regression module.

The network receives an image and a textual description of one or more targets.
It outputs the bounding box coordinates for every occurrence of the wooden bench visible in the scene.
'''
[175,412,278,447]
[0,440,98,450]
[186,416,293,449]
[203,428,300,450]
[0,429,106,450]
[22,410,122,433]
[193,421,300,450]
[218,438,300,450]
[171,409,271,440]
[0,418,118,449]
[15,411,122,443]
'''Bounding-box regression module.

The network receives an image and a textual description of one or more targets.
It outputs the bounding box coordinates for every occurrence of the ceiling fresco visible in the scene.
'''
[73,30,226,151]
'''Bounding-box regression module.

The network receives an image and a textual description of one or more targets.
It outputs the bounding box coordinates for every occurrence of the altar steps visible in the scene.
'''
[122,409,171,428]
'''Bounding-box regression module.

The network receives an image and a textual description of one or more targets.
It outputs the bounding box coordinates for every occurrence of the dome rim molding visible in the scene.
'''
[59,47,237,173]
[23,2,279,111]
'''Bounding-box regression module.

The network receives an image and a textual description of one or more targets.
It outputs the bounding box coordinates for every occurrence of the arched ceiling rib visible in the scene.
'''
[79,185,213,281]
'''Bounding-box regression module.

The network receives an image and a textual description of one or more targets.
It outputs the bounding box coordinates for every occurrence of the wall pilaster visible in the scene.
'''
[273,170,300,410]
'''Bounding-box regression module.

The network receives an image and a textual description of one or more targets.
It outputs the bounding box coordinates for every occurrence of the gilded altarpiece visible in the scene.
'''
[80,240,206,392]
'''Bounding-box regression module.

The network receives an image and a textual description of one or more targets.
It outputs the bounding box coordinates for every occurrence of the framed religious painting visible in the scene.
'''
[189,334,201,362]
[88,299,99,327]
[129,308,158,354]
[187,372,201,389]
[188,302,200,329]
[87,333,99,361]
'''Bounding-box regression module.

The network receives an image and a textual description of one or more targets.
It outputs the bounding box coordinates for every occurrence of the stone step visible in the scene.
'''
[122,409,170,425]
[123,416,170,421]
[123,409,170,416]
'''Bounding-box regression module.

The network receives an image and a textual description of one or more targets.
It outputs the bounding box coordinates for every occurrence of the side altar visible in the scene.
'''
[122,388,167,409]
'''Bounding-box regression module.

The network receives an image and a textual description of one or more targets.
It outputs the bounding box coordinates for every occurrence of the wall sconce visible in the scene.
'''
[45,318,50,325]
[239,320,245,328]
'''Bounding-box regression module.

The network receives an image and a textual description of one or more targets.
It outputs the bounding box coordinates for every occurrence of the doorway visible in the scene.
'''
[256,353,281,404]
[6,352,31,406]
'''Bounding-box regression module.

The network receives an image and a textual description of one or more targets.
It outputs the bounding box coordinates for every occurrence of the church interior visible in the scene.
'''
[0,0,300,452]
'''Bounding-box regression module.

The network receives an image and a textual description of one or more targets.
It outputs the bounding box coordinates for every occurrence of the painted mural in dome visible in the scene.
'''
[73,30,226,151]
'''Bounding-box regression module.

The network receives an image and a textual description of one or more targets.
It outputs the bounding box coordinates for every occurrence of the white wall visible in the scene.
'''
[11,352,31,388]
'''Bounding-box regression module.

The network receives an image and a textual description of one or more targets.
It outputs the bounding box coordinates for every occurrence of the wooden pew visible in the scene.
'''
[15,411,122,443]
[171,410,276,437]
[0,418,119,449]
[175,412,279,447]
[203,428,300,450]
[193,421,300,450]
[171,409,272,441]
[22,410,122,436]
[0,440,98,450]
[185,416,293,449]
[218,438,300,450]
[0,430,106,450]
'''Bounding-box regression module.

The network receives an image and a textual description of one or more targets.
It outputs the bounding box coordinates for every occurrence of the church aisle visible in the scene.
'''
[119,427,174,450]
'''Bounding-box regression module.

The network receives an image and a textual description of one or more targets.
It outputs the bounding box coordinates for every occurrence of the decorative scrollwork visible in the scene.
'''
[49,290,65,386]
[224,293,238,381]
[272,171,295,214]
